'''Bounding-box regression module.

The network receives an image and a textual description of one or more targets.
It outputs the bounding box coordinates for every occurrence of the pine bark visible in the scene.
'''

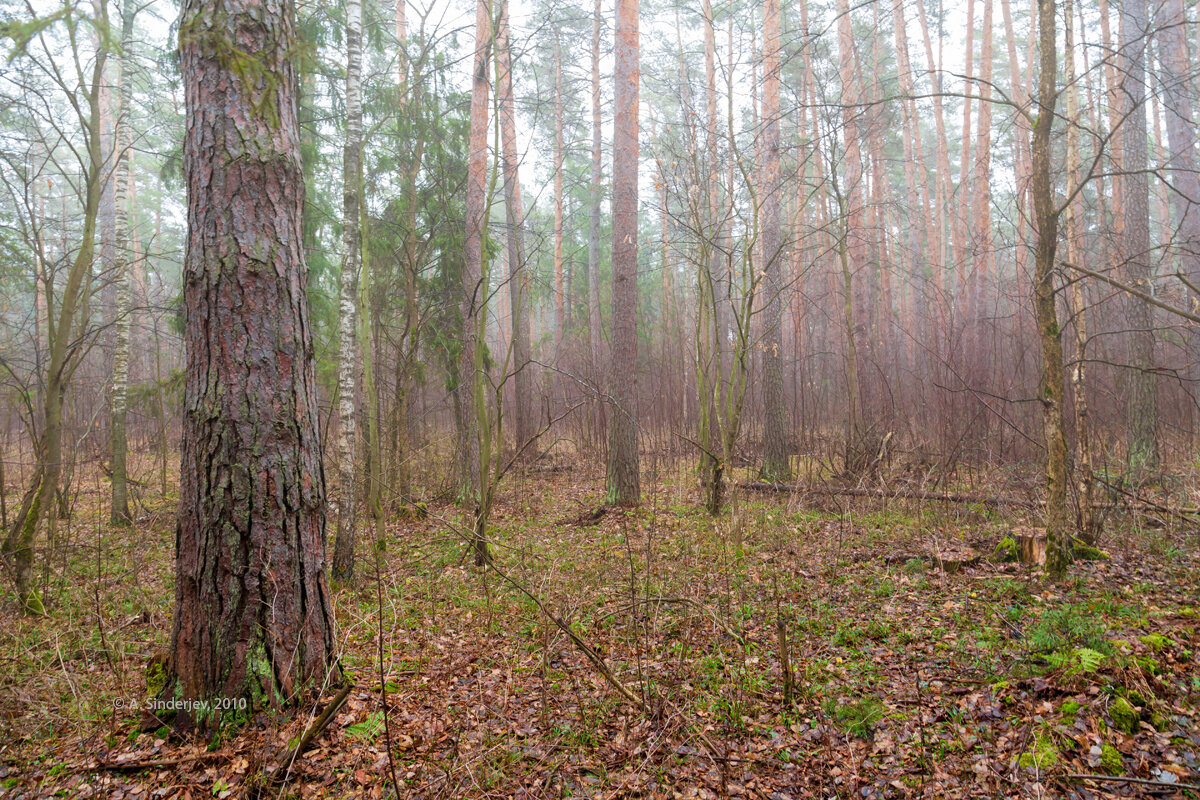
[1158,0,1200,448]
[760,0,789,482]
[955,0,976,294]
[606,0,640,506]
[168,0,336,725]
[915,0,954,310]
[496,0,533,453]
[1000,0,1030,286]
[970,0,994,313]
[1119,0,1159,474]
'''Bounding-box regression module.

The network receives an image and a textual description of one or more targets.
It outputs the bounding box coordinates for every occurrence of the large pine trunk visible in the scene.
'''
[606,0,640,506]
[168,0,336,729]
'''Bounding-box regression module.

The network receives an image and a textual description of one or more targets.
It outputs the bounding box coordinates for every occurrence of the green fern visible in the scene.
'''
[1045,646,1106,675]
[1075,647,1106,673]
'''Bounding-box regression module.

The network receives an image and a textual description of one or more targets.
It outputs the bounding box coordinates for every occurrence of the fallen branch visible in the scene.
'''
[1067,773,1200,792]
[1094,477,1200,525]
[737,482,1041,509]
[88,752,220,772]
[270,682,353,783]
[739,481,1200,522]
[639,595,746,646]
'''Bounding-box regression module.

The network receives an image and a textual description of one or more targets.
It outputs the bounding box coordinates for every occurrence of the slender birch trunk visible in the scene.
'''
[332,0,364,582]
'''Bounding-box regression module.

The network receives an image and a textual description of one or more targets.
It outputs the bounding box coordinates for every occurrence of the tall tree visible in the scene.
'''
[833,0,865,460]
[760,0,790,482]
[970,0,994,313]
[108,1,136,526]
[459,0,491,557]
[1064,0,1096,543]
[332,0,365,582]
[1158,0,1200,448]
[552,31,565,355]
[166,0,336,727]
[1120,0,1159,474]
[588,0,604,372]
[1,2,109,613]
[496,0,533,452]
[1030,0,1071,580]
[606,0,639,506]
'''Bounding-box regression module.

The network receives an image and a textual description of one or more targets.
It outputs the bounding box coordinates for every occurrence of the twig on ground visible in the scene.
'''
[270,682,352,783]
[1067,773,1200,791]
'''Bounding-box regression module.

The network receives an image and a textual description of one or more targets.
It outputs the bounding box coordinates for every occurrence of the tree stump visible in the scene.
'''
[1014,528,1047,566]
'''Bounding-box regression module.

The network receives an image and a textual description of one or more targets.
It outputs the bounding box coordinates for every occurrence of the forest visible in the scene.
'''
[0,0,1198,796]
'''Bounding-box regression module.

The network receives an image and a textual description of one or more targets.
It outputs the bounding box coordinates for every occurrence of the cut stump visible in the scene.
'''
[1014,528,1047,566]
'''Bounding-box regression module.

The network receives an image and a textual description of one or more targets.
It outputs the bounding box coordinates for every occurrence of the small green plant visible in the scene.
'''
[1018,731,1059,770]
[992,537,1019,563]
[1027,605,1111,654]
[1109,697,1140,734]
[825,696,885,738]
[1044,646,1106,675]
[345,711,385,741]
[1138,633,1173,651]
[1099,742,1122,775]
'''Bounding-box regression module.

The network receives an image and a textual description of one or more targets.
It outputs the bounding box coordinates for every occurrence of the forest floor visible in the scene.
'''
[0,455,1198,799]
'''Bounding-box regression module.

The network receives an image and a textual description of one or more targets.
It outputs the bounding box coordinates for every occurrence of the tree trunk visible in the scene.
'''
[915,0,954,323]
[1120,0,1159,475]
[168,0,337,728]
[460,0,490,558]
[588,0,604,374]
[1064,0,1096,544]
[1030,0,1071,581]
[496,0,533,454]
[1158,0,1200,450]
[606,0,640,506]
[109,2,135,526]
[333,0,364,582]
[2,12,107,614]
[392,0,422,502]
[834,0,865,462]
[760,0,789,482]
[970,0,994,324]
[1000,0,1030,288]
[553,32,565,356]
[955,0,976,298]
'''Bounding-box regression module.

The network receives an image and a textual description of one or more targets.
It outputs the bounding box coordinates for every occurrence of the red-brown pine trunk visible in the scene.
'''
[606,0,640,506]
[169,0,336,728]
